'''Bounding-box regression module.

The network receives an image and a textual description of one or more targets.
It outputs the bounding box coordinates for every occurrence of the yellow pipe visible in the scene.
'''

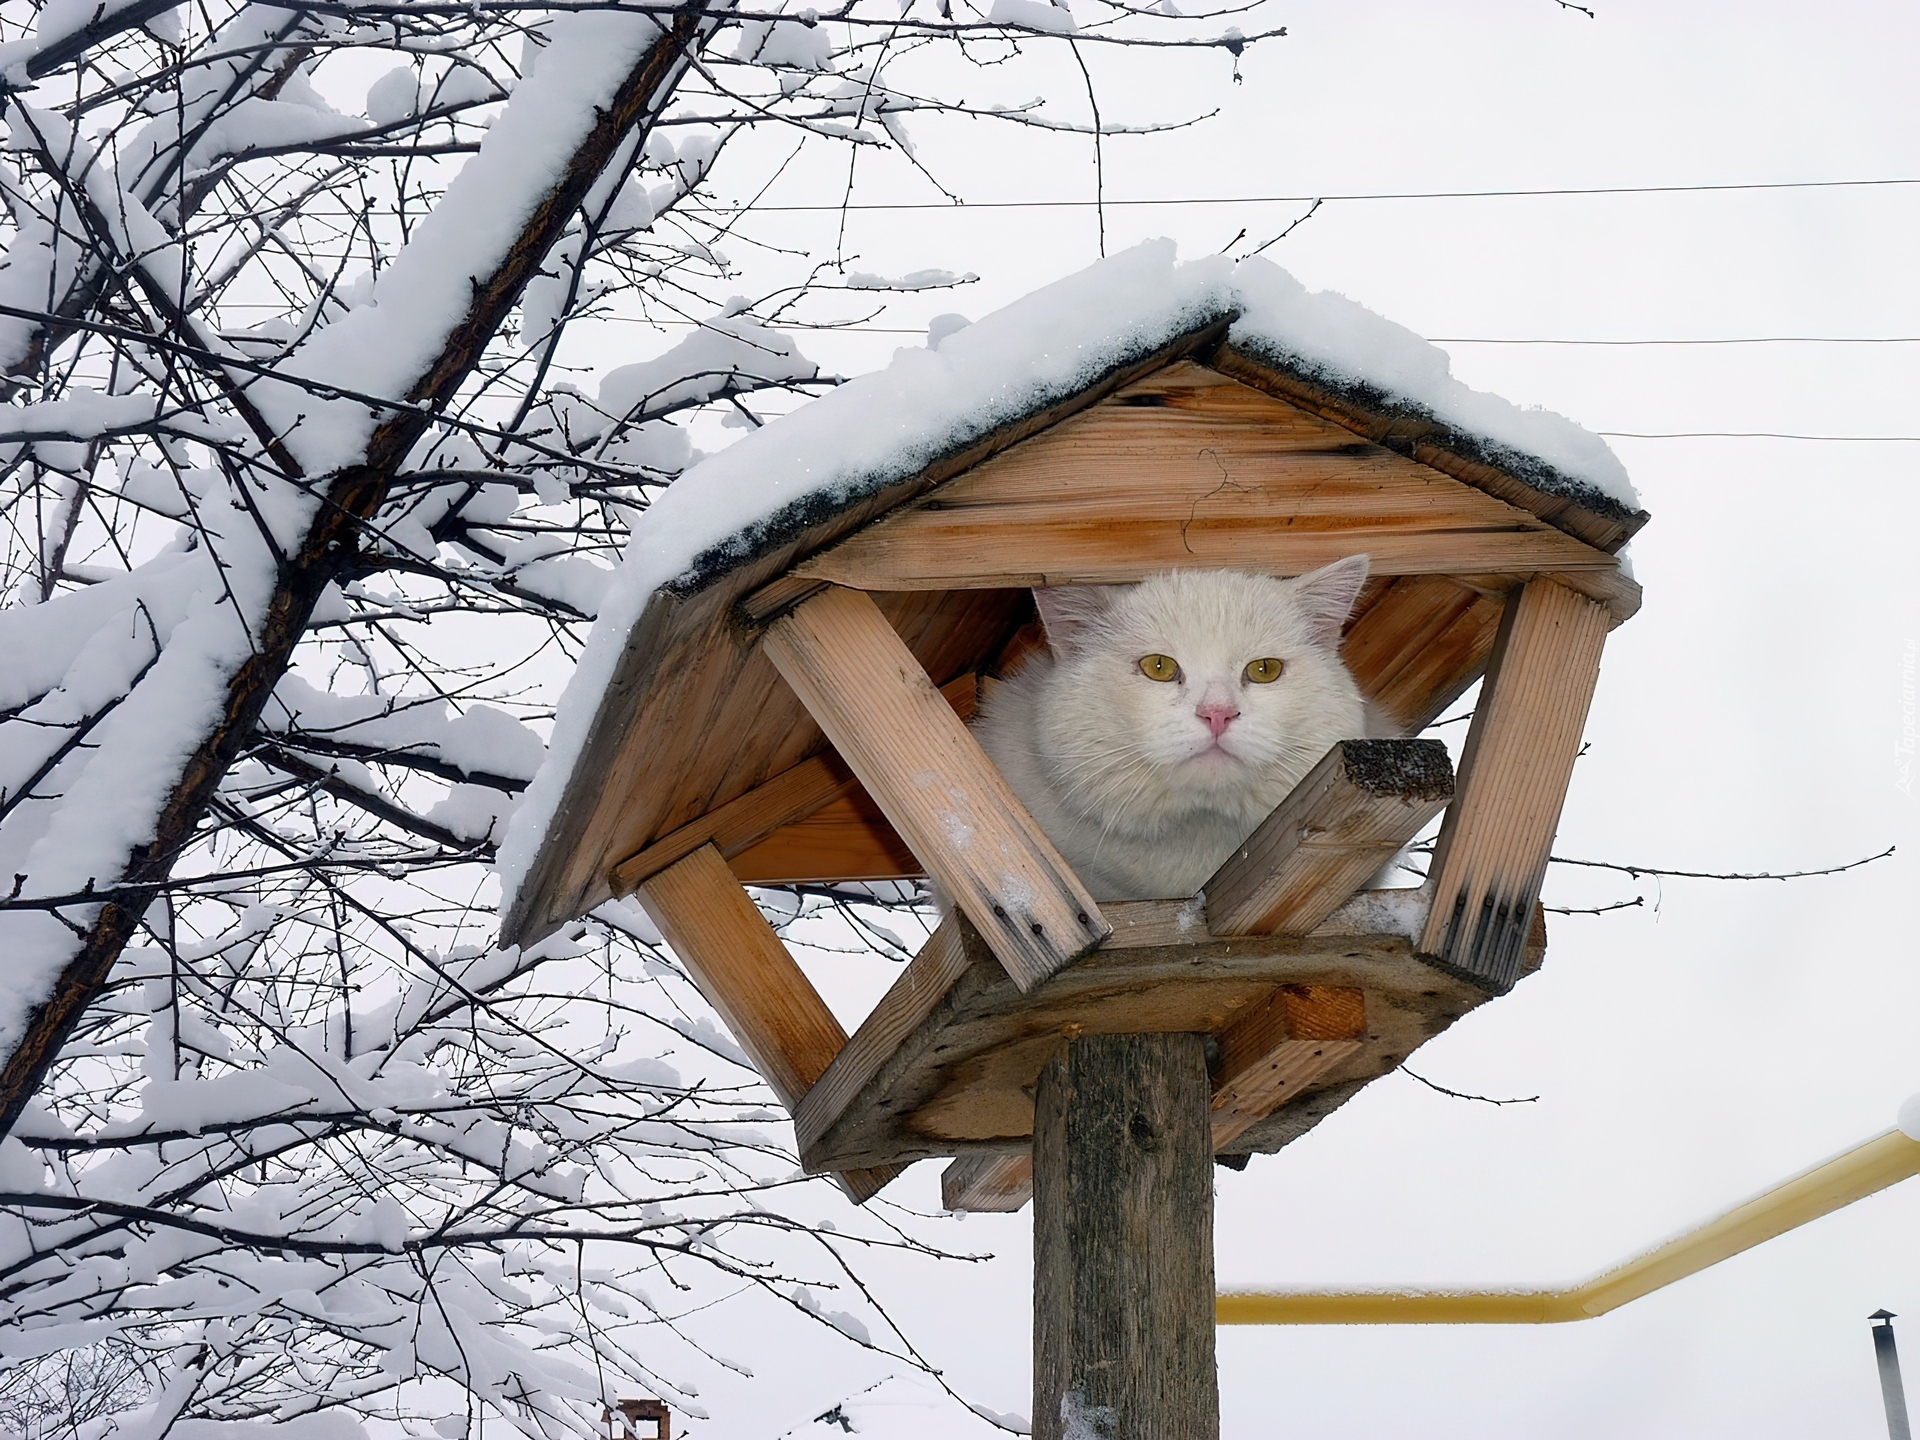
[1217,1126,1920,1326]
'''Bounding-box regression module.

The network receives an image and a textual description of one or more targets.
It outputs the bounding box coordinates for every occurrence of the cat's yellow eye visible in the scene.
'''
[1244,657,1285,684]
[1138,653,1180,682]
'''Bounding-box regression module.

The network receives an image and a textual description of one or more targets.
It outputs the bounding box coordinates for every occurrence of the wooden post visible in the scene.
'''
[1033,1034,1218,1440]
[762,584,1109,991]
[1418,579,1608,992]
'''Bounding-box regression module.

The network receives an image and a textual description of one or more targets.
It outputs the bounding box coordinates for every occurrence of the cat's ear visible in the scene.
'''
[1032,585,1121,656]
[1290,554,1371,648]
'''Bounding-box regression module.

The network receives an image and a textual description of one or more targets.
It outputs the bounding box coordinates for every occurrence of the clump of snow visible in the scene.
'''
[928,312,971,347]
[846,268,977,290]
[1899,1091,1920,1142]
[500,241,1634,915]
[988,0,1075,33]
[246,5,678,475]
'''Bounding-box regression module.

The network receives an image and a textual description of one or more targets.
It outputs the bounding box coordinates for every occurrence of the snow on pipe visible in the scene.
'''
[1216,1102,1920,1326]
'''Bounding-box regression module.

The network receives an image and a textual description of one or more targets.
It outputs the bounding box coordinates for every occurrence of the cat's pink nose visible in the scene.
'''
[1196,701,1239,738]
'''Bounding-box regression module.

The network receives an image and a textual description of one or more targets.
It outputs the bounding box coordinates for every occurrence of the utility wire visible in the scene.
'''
[586,315,1920,344]
[725,175,1920,213]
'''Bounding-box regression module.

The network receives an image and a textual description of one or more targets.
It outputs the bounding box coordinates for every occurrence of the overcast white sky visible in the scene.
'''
[554,3,1920,1434]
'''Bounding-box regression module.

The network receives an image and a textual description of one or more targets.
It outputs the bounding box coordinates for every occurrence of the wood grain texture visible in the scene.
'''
[633,844,899,1200]
[762,585,1109,990]
[795,890,1538,1174]
[1209,342,1650,554]
[1033,1033,1219,1440]
[793,914,978,1160]
[780,364,1625,598]
[941,1151,1034,1212]
[608,673,980,892]
[1204,740,1454,937]
[1340,575,1504,734]
[727,792,923,884]
[1418,580,1609,992]
[1208,985,1365,1148]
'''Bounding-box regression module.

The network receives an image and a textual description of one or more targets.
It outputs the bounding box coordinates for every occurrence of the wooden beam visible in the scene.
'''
[1205,740,1453,937]
[1209,985,1366,1149]
[1418,579,1609,992]
[727,792,922,884]
[762,585,1109,991]
[739,365,1637,625]
[793,914,979,1161]
[1033,1034,1219,1440]
[1209,342,1651,555]
[941,1152,1034,1213]
[608,674,982,894]
[633,844,899,1201]
[1341,575,1504,734]
[612,752,856,894]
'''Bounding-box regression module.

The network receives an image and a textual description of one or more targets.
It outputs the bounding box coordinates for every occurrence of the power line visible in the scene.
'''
[1433,335,1920,346]
[724,176,1920,213]
[1599,431,1920,441]
[593,315,1920,343]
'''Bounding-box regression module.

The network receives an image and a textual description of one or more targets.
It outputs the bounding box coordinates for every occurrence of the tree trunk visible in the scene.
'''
[1033,1032,1219,1440]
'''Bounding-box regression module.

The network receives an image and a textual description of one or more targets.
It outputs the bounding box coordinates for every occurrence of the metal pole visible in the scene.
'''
[1872,1310,1913,1440]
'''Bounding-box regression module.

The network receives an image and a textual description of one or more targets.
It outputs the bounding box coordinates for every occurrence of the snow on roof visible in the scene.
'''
[496,240,1634,911]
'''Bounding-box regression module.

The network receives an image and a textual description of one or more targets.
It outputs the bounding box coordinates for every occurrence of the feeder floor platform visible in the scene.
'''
[794,886,1544,1179]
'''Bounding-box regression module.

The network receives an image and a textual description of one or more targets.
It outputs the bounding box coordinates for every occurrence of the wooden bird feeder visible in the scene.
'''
[504,263,1645,1439]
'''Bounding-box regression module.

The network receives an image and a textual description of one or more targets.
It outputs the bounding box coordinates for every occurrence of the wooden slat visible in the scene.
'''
[762,585,1109,991]
[1209,985,1366,1148]
[728,791,922,884]
[1204,740,1454,937]
[612,753,857,894]
[1210,342,1650,554]
[608,673,980,894]
[1340,575,1499,733]
[633,844,899,1201]
[793,914,978,1159]
[796,891,1534,1175]
[941,1152,1033,1212]
[769,365,1625,603]
[1418,579,1609,991]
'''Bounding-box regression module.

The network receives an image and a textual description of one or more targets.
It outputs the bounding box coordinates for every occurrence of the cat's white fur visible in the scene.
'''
[972,559,1373,901]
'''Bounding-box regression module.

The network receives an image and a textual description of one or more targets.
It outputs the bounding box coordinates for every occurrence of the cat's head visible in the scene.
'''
[1028,558,1371,831]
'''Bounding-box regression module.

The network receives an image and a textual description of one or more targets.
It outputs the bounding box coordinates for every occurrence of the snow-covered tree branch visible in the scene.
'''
[0,0,1272,1428]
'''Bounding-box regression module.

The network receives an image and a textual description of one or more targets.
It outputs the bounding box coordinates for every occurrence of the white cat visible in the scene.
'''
[972,558,1372,901]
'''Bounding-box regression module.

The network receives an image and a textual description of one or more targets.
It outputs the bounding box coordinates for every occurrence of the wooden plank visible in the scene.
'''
[607,673,980,894]
[1209,985,1366,1148]
[730,319,1234,627]
[762,585,1109,991]
[632,844,899,1201]
[793,914,979,1159]
[1340,575,1499,733]
[612,753,856,894]
[941,1152,1033,1212]
[1210,342,1650,554]
[1204,739,1454,937]
[770,364,1625,601]
[1418,580,1608,991]
[797,890,1532,1175]
[728,791,922,884]
[1033,1033,1219,1440]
